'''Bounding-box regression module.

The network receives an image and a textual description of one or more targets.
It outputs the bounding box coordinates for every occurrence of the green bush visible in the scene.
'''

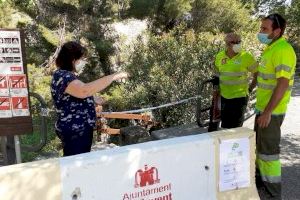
[105,28,262,128]
[105,29,221,127]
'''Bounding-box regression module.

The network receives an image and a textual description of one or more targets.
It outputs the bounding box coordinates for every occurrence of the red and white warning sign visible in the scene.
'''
[8,74,28,96]
[0,75,9,96]
[11,96,30,116]
[0,97,12,118]
[0,30,24,75]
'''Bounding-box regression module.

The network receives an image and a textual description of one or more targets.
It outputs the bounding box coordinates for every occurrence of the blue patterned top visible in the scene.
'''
[51,69,96,132]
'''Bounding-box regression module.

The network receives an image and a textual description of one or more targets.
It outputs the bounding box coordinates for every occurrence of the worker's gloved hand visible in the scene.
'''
[211,76,219,86]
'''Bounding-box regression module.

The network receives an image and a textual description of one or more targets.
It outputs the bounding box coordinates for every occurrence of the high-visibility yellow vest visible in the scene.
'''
[215,50,257,99]
[256,37,296,114]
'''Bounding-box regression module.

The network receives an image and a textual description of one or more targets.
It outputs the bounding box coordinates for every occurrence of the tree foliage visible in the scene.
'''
[116,29,222,126]
[128,0,194,32]
[128,0,255,33]
[239,0,286,15]
[287,0,300,45]
[191,0,255,33]
[9,0,123,78]
[0,0,14,28]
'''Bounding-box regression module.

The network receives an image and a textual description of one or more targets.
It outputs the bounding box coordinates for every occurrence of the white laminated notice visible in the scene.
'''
[219,137,250,192]
[0,30,24,74]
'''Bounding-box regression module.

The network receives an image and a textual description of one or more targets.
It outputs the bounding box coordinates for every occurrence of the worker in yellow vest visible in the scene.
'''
[255,13,296,199]
[215,33,258,129]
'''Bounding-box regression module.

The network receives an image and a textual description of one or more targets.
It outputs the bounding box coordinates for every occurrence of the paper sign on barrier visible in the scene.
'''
[219,137,250,192]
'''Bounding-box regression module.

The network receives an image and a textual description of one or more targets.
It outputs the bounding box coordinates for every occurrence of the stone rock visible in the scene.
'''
[120,126,151,145]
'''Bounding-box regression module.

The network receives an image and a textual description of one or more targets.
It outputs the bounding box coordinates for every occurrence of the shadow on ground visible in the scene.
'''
[292,77,300,97]
[292,85,300,97]
[281,134,300,200]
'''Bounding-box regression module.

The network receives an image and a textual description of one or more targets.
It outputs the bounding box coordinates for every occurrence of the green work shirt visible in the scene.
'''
[256,37,297,114]
[215,50,257,99]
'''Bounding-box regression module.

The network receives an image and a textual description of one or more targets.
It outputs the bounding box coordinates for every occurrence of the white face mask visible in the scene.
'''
[75,60,87,73]
[232,43,242,53]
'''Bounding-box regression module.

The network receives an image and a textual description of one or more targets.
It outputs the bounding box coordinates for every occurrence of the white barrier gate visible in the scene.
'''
[0,127,259,200]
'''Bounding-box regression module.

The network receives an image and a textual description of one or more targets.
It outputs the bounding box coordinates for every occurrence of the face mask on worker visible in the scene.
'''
[257,33,273,44]
[232,43,242,53]
[75,59,87,73]
[257,26,281,45]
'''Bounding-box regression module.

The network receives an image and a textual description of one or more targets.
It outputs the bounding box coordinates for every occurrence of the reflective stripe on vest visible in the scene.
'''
[220,79,248,85]
[258,153,279,161]
[257,82,292,90]
[258,72,295,80]
[275,64,292,73]
[258,72,276,80]
[219,71,247,77]
[261,175,281,183]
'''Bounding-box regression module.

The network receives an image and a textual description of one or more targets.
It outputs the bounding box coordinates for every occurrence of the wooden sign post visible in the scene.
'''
[0,29,33,164]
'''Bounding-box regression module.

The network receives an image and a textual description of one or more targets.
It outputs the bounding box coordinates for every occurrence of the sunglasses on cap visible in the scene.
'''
[267,14,280,28]
[229,41,241,44]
